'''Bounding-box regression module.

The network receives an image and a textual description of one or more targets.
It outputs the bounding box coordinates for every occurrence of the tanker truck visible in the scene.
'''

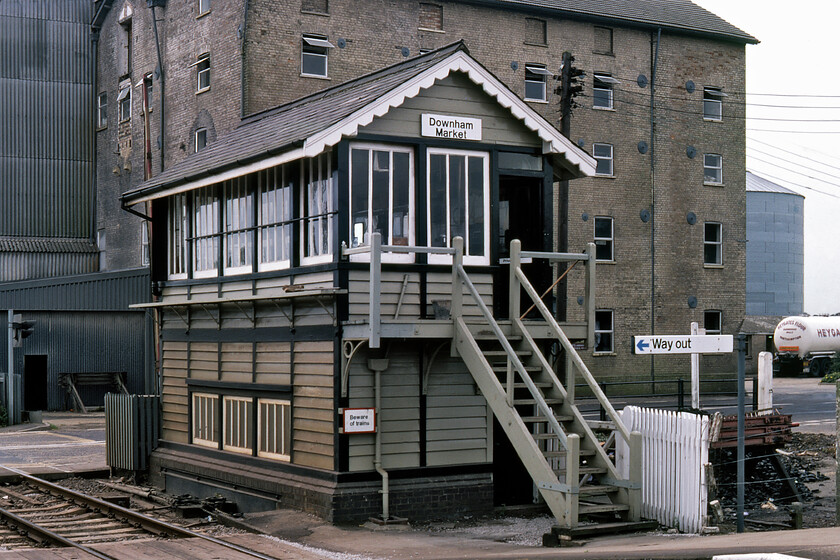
[774,316,840,377]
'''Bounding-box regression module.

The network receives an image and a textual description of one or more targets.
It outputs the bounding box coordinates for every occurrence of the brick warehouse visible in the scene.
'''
[92,0,755,524]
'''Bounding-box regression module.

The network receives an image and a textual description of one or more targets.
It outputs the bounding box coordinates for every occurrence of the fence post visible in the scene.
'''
[565,433,580,527]
[628,430,642,521]
[450,236,464,358]
[678,378,685,411]
[369,233,381,349]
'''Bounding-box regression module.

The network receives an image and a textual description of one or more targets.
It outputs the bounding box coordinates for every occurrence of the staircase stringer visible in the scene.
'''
[453,317,576,527]
[514,324,622,483]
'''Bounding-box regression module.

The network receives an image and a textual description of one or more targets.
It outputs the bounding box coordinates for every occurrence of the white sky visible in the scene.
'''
[692,1,840,315]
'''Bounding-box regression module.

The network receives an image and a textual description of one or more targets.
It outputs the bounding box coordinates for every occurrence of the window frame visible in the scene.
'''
[140,222,150,266]
[704,153,723,185]
[301,152,334,265]
[301,34,333,78]
[592,143,614,177]
[704,221,723,266]
[223,177,254,276]
[195,128,208,153]
[192,186,221,279]
[97,92,108,129]
[258,165,294,272]
[594,216,614,262]
[703,87,724,121]
[168,193,189,280]
[704,310,722,335]
[593,73,618,110]
[198,0,211,16]
[524,64,550,103]
[191,392,219,448]
[118,84,131,122]
[222,395,254,455]
[348,143,415,263]
[418,3,443,31]
[257,398,292,461]
[196,54,210,93]
[594,309,614,354]
[426,147,490,266]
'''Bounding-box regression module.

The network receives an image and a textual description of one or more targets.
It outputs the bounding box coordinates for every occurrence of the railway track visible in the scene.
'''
[0,468,280,559]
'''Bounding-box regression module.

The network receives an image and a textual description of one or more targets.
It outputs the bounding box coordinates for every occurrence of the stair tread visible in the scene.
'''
[521,415,573,423]
[483,350,532,357]
[579,484,618,494]
[543,449,596,458]
[513,398,563,405]
[510,382,552,388]
[578,502,629,514]
[552,520,659,539]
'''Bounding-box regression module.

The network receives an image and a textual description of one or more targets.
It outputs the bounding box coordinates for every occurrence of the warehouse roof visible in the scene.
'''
[482,0,757,44]
[746,171,803,196]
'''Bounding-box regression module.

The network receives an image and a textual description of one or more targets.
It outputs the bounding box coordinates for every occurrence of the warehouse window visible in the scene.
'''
[301,34,333,78]
[223,396,253,455]
[704,154,723,184]
[301,0,328,14]
[524,64,550,102]
[259,164,294,271]
[258,399,291,461]
[97,92,108,129]
[224,177,254,274]
[302,152,334,264]
[704,222,722,266]
[195,54,210,93]
[595,310,614,353]
[594,26,613,55]
[593,73,618,109]
[524,18,546,46]
[594,216,614,262]
[593,143,613,176]
[427,148,489,265]
[195,128,207,152]
[703,87,725,121]
[419,3,443,31]
[349,144,414,261]
[118,84,131,122]
[192,393,219,448]
[704,310,722,335]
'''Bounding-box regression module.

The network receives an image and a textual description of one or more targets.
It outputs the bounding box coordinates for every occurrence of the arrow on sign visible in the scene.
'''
[636,339,650,353]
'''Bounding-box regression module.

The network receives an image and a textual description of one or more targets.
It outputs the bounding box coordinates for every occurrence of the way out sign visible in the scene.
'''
[633,335,733,355]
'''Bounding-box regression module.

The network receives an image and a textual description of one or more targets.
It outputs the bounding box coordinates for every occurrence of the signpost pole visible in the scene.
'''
[6,309,13,425]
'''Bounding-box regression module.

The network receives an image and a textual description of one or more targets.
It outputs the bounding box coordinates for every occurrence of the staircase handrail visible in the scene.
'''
[513,264,631,444]
[453,260,569,451]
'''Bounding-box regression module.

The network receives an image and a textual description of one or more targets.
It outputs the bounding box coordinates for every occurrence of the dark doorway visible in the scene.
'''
[494,175,550,318]
[24,355,48,411]
[492,418,535,506]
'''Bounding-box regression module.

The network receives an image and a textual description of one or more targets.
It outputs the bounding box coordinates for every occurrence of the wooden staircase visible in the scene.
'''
[450,238,650,537]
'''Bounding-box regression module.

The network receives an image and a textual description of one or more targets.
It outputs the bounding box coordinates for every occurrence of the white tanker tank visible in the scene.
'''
[774,316,840,377]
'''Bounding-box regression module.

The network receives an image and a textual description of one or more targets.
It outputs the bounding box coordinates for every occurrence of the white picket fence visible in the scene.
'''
[617,406,711,533]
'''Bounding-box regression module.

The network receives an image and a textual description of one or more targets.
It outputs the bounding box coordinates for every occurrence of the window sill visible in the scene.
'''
[524,98,548,104]
[196,10,211,19]
[524,41,548,48]
[703,181,724,187]
[196,86,211,95]
[418,27,445,34]
[703,117,722,122]
[593,351,616,357]
[595,259,616,265]
[119,118,131,124]
[592,106,615,112]
[593,50,615,56]
[96,125,108,132]
[703,264,724,269]
[301,10,329,16]
[301,73,331,80]
[594,173,615,179]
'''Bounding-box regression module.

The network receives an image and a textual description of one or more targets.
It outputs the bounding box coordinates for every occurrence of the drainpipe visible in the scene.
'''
[150,5,165,173]
[368,358,390,521]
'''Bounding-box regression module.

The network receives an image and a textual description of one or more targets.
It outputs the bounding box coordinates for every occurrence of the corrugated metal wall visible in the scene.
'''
[0,268,151,311]
[0,252,99,284]
[0,1,93,239]
[0,310,149,411]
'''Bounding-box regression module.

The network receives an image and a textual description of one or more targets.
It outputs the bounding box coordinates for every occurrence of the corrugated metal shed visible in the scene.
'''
[0,0,93,239]
[746,171,804,196]
[0,268,151,311]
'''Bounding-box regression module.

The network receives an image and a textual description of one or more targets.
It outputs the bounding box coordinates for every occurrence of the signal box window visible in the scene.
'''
[594,216,614,261]
[302,34,334,77]
[595,310,614,353]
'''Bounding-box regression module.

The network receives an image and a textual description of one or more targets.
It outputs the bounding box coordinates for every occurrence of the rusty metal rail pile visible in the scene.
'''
[711,410,797,449]
[0,470,278,559]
